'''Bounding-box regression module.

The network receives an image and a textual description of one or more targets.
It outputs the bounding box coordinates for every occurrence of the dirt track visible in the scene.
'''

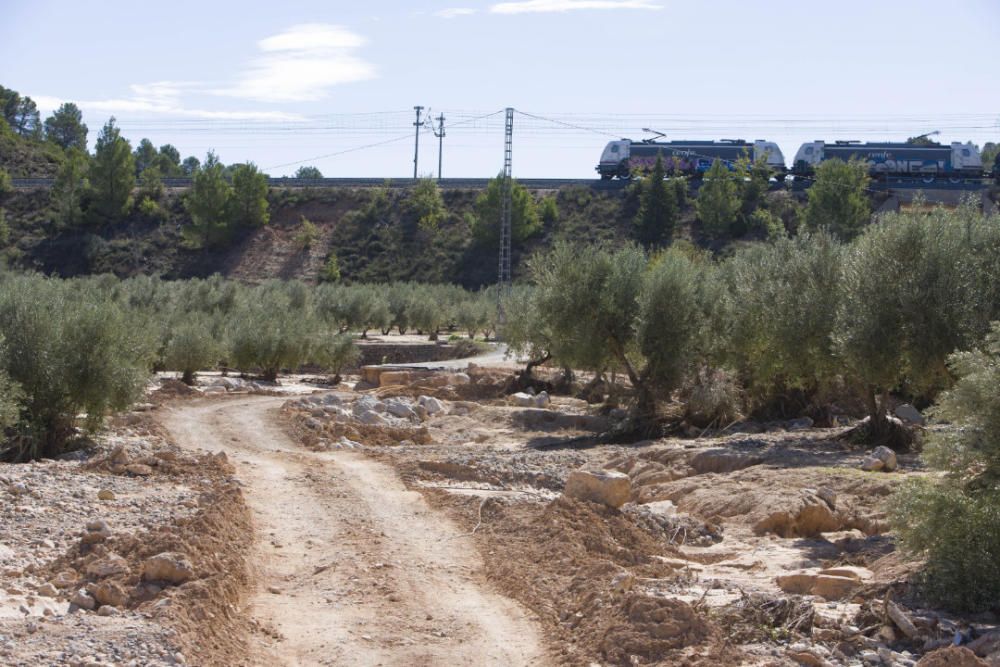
[158,396,548,666]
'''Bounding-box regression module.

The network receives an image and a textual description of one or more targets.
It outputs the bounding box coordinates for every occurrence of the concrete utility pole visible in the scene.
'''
[432,113,446,180]
[412,106,424,179]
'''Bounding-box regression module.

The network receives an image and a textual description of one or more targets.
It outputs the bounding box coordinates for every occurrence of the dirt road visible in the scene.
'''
[159,396,548,666]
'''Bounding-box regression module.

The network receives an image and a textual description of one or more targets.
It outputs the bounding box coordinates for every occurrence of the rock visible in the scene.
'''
[509,392,536,407]
[8,481,29,496]
[70,589,96,611]
[967,630,1000,658]
[564,470,631,509]
[142,552,195,585]
[97,489,115,501]
[817,566,873,582]
[322,393,342,406]
[305,417,323,431]
[534,391,551,408]
[860,456,885,472]
[418,396,445,415]
[385,400,416,419]
[96,605,120,617]
[776,572,818,595]
[125,463,153,477]
[51,570,78,589]
[357,410,389,426]
[109,445,129,465]
[887,601,920,639]
[210,377,240,390]
[448,372,471,385]
[787,649,832,667]
[916,647,989,667]
[203,385,227,394]
[36,583,58,597]
[86,554,130,579]
[812,575,859,601]
[872,445,898,472]
[816,487,837,510]
[86,519,109,533]
[895,403,925,425]
[88,581,128,608]
[787,417,814,431]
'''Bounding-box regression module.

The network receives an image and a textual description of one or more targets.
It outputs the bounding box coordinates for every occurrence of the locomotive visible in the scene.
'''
[596,136,998,183]
[791,140,985,181]
[595,139,786,180]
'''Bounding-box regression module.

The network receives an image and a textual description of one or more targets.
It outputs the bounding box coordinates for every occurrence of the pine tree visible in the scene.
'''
[696,159,740,238]
[229,163,269,227]
[52,148,90,227]
[634,152,677,246]
[89,118,135,222]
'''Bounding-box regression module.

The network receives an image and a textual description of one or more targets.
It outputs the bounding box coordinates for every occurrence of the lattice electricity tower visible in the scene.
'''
[497,107,514,321]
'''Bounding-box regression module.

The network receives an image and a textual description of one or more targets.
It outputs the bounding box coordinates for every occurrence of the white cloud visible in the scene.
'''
[31,82,304,122]
[436,7,477,18]
[213,23,376,103]
[490,0,661,13]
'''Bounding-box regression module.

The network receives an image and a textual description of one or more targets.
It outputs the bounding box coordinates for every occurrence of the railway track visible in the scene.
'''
[10,176,993,193]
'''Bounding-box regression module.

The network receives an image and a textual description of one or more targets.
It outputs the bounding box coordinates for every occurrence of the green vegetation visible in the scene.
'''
[470,175,541,245]
[802,158,870,239]
[890,322,1000,611]
[89,118,135,222]
[295,165,323,179]
[696,159,740,238]
[43,103,88,151]
[633,153,679,246]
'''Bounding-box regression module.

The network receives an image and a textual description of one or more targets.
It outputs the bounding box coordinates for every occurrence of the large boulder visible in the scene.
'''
[85,553,130,579]
[418,395,445,415]
[895,403,925,426]
[564,470,632,509]
[916,647,988,667]
[142,552,195,585]
[385,399,416,420]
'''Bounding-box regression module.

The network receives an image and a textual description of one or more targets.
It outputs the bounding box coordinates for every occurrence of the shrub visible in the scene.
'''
[319,254,341,282]
[681,367,744,428]
[802,158,870,239]
[295,217,320,249]
[470,175,541,245]
[0,276,152,460]
[310,331,359,380]
[163,314,222,385]
[890,322,1000,610]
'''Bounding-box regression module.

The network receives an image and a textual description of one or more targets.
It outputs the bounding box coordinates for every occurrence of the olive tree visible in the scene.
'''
[890,322,1000,611]
[163,313,223,385]
[0,276,152,460]
[720,230,843,411]
[835,204,1000,445]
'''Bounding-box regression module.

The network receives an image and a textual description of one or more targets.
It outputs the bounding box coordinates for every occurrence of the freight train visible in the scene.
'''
[597,137,998,183]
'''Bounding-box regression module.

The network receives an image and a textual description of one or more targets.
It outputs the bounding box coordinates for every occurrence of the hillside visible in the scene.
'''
[0,183,660,286]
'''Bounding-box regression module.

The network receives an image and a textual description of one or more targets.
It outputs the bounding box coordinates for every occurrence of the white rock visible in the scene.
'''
[210,377,240,390]
[534,391,551,408]
[448,373,471,385]
[509,392,535,407]
[563,470,632,509]
[418,396,445,415]
[203,385,226,395]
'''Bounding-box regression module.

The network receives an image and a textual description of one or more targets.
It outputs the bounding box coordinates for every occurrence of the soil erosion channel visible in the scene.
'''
[159,395,547,666]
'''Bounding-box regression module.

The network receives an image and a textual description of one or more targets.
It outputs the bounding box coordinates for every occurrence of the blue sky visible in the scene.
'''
[2,0,998,177]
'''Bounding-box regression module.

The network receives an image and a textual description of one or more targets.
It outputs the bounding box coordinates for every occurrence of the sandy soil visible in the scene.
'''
[158,396,549,666]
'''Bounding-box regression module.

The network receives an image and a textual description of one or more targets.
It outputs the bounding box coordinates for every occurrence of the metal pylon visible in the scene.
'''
[497,107,514,322]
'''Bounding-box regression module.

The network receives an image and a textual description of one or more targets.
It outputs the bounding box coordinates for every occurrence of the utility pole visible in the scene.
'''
[497,107,514,324]
[412,106,424,179]
[432,113,446,180]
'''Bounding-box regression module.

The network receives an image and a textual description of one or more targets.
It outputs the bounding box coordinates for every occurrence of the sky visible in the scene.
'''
[2,0,998,178]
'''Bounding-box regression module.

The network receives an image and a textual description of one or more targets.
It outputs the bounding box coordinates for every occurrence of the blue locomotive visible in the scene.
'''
[596,139,786,180]
[791,140,985,181]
